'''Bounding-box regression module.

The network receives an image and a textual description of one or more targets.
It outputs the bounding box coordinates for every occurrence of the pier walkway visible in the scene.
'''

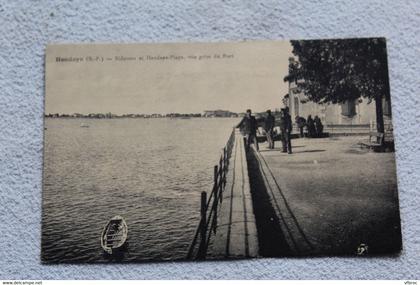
[188,133,401,259]
[209,129,258,258]
[187,128,258,260]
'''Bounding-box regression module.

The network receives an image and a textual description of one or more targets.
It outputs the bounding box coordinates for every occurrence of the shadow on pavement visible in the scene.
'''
[292,149,326,154]
[246,149,292,257]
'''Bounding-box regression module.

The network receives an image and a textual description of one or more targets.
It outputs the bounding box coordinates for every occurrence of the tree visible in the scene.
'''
[286,38,391,135]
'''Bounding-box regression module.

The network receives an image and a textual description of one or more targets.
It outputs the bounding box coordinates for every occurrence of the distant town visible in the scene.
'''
[44,110,253,119]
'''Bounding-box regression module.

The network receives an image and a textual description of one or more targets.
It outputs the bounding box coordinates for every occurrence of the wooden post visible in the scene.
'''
[219,156,223,193]
[213,165,218,233]
[197,191,207,259]
[214,165,218,186]
[223,147,227,185]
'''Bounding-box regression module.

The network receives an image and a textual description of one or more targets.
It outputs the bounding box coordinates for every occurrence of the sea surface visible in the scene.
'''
[42,117,238,262]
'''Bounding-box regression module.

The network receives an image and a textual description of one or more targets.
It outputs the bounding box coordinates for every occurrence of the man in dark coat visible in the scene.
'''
[264,110,275,149]
[295,115,306,138]
[280,108,292,154]
[236,109,259,152]
[314,115,324,137]
[306,115,316,138]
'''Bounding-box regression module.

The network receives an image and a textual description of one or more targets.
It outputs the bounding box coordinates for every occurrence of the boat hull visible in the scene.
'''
[101,215,128,255]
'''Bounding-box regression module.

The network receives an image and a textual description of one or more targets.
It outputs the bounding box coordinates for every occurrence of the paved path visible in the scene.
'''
[209,130,259,258]
[250,136,401,256]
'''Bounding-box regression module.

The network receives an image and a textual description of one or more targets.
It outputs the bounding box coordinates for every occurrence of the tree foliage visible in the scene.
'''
[286,38,390,104]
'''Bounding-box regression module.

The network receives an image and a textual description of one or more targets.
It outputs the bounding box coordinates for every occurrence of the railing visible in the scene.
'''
[186,128,236,259]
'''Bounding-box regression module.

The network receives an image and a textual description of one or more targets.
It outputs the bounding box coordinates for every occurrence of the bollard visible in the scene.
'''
[197,191,207,259]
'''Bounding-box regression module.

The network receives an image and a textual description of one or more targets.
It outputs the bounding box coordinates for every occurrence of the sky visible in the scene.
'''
[45,41,292,115]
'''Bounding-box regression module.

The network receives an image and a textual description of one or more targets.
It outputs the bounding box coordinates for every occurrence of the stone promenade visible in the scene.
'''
[248,136,401,256]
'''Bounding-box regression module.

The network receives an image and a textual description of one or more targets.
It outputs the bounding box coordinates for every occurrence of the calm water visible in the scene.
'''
[42,117,238,262]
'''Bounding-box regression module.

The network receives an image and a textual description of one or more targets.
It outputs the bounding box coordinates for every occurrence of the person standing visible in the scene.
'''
[314,115,324,137]
[307,115,315,138]
[264,110,275,149]
[295,115,306,138]
[236,109,259,152]
[280,108,292,154]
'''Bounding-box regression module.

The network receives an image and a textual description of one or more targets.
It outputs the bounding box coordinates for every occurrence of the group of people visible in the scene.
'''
[236,108,293,154]
[237,108,326,153]
[295,115,324,138]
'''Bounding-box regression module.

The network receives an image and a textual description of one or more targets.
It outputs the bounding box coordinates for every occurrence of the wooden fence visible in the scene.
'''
[186,128,236,259]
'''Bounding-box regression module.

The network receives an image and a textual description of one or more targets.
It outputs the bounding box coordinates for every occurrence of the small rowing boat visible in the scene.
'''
[101,215,128,255]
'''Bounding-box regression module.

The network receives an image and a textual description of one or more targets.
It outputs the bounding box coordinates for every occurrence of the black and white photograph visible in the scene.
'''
[42,38,402,263]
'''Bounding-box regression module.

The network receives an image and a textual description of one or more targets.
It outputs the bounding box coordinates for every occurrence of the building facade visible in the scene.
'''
[284,56,393,132]
[286,80,378,126]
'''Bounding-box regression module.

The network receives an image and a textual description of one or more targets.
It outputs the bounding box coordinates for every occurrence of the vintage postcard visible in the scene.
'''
[42,38,402,263]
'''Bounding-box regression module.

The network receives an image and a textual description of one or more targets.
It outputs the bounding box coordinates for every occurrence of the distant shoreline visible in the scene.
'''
[44,116,240,119]
[44,111,243,119]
